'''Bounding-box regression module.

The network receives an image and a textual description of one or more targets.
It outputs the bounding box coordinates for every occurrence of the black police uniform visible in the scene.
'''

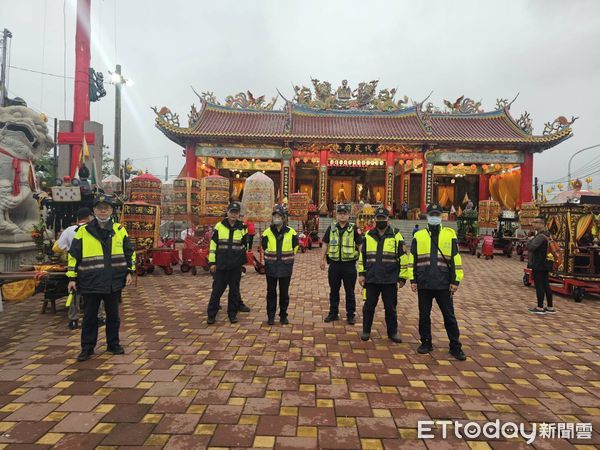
[207,202,248,322]
[323,206,363,321]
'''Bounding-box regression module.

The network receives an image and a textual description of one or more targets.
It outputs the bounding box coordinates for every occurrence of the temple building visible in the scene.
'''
[153,80,575,214]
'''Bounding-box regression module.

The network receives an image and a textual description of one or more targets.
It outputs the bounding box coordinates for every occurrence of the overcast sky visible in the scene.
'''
[2,0,599,188]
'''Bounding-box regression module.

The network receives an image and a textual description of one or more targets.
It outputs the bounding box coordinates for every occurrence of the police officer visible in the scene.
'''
[358,207,408,342]
[262,205,299,325]
[67,195,135,362]
[408,204,466,361]
[320,204,362,324]
[207,201,249,324]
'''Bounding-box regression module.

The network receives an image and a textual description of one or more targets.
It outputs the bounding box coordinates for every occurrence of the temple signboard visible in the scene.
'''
[196,146,282,160]
[426,151,524,164]
[219,160,281,171]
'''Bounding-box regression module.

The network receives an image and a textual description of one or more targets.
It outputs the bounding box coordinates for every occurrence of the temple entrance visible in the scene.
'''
[327,167,385,210]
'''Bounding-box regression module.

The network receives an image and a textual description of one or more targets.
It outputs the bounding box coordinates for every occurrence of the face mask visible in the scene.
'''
[427,216,442,226]
[96,216,111,223]
[376,220,388,230]
[273,217,283,226]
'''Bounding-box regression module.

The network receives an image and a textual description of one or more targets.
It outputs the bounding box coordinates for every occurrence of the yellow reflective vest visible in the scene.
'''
[67,220,135,294]
[208,220,248,270]
[408,226,463,288]
[326,223,360,262]
[358,227,409,284]
[262,225,298,278]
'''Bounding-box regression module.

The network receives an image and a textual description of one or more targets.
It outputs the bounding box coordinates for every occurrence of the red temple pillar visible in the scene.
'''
[519,152,534,205]
[478,173,490,203]
[384,151,395,213]
[185,144,197,178]
[399,161,405,207]
[70,0,91,178]
[419,154,427,213]
[318,149,329,211]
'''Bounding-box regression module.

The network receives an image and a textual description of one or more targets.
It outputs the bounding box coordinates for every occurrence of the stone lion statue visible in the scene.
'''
[0,105,53,238]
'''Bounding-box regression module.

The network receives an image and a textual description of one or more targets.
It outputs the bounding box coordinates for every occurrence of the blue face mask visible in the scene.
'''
[427,216,442,226]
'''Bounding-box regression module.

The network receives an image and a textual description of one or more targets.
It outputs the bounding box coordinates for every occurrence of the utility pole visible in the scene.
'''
[165,155,169,181]
[0,28,13,106]
[534,177,538,201]
[113,64,122,176]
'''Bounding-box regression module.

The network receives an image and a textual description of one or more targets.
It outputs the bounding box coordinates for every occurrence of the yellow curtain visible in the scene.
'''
[438,186,453,208]
[576,214,594,241]
[489,170,521,209]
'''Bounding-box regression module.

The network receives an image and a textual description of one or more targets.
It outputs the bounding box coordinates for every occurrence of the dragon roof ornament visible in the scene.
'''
[543,116,578,136]
[292,79,409,111]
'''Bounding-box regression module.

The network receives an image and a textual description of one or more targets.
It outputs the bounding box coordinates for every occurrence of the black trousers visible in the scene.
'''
[328,261,357,318]
[532,270,553,308]
[207,268,242,319]
[81,291,121,352]
[247,235,254,250]
[266,276,290,320]
[418,289,461,351]
[362,283,398,336]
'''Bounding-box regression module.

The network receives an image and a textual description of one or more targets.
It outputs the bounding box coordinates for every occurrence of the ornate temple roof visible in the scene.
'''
[153,81,575,150]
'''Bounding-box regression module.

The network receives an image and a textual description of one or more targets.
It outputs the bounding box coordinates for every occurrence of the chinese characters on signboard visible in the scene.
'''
[386,167,394,209]
[319,166,327,207]
[425,166,434,205]
[337,144,379,154]
[403,175,410,204]
[282,165,290,200]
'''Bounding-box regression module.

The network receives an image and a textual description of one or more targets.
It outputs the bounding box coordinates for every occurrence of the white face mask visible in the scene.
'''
[272,217,283,226]
[427,216,442,226]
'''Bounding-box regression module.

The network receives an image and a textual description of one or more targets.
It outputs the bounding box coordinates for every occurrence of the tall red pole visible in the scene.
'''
[70,0,91,178]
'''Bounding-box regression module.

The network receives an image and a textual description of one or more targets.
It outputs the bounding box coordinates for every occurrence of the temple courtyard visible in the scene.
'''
[0,251,599,449]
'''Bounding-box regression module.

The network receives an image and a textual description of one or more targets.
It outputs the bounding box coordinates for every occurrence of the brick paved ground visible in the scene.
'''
[0,250,599,449]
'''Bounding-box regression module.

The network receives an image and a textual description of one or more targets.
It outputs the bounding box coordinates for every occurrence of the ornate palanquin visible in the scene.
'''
[541,202,600,276]
[129,173,162,206]
[121,202,161,250]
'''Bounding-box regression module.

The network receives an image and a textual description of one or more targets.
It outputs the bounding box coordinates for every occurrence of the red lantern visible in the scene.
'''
[447,163,453,169]
[482,164,488,170]
[405,160,412,167]
[470,164,477,171]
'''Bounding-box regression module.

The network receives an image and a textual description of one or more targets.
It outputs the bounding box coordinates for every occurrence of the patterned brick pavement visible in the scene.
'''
[0,251,599,449]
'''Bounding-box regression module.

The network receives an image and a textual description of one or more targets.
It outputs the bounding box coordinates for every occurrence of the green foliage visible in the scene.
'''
[102,150,114,178]
[34,153,57,185]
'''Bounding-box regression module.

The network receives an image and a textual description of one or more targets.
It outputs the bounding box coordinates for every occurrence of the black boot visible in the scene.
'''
[324,313,339,323]
[238,304,251,313]
[347,315,356,325]
[417,342,434,354]
[388,334,402,343]
[207,317,216,325]
[267,317,275,325]
[77,349,94,362]
[360,331,370,341]
[68,320,78,330]
[107,345,125,355]
[450,348,467,361]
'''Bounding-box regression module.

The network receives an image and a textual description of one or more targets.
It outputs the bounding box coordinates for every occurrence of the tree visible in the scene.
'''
[102,150,114,178]
[34,153,57,186]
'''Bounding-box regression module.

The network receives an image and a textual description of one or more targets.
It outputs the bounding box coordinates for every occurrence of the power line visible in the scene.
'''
[8,65,74,79]
[541,153,600,184]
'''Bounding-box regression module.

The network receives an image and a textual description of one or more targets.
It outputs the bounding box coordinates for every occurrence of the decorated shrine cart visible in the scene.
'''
[289,193,313,252]
[523,195,600,302]
[494,211,520,257]
[120,202,177,275]
[457,209,478,254]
